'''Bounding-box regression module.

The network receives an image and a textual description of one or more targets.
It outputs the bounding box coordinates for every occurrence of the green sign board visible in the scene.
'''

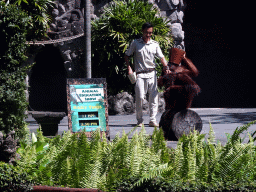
[67,79,109,137]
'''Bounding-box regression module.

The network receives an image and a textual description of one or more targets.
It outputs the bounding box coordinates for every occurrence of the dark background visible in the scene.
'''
[183,1,254,107]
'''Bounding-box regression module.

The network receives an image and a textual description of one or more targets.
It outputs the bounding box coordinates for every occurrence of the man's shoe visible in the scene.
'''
[149,121,159,127]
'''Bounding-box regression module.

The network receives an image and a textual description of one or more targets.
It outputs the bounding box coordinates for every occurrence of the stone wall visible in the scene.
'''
[24,0,186,72]
[150,0,186,50]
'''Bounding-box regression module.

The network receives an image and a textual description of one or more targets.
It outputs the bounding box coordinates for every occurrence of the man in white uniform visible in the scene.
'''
[124,23,171,127]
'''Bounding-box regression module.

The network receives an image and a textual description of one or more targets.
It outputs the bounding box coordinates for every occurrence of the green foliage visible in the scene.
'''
[10,0,55,41]
[15,121,256,191]
[92,0,173,95]
[164,120,256,191]
[16,126,172,191]
[213,120,256,184]
[16,128,50,185]
[0,0,53,139]
[0,1,31,71]
[0,1,37,140]
[0,64,34,139]
[0,161,33,192]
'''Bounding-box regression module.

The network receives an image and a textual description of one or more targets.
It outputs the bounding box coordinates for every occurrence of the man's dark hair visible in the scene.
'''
[142,22,153,30]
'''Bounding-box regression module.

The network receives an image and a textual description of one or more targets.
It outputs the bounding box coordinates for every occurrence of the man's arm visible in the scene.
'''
[160,57,168,67]
[160,57,171,74]
[155,44,170,75]
[125,54,133,75]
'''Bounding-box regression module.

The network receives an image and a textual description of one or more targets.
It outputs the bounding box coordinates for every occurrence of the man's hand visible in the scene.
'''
[128,66,133,75]
[163,66,171,75]
[161,57,171,75]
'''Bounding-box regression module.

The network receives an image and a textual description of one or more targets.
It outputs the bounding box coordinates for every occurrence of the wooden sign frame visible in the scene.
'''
[66,78,109,139]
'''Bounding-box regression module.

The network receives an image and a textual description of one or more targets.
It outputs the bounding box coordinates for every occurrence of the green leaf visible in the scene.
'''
[225,133,231,143]
[31,132,37,143]
[33,141,48,153]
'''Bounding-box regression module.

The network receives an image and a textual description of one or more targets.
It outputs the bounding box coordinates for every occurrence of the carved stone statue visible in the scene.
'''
[0,131,18,165]
[70,10,84,35]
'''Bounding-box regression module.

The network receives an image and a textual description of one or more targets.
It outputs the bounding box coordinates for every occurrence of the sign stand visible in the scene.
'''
[67,78,109,139]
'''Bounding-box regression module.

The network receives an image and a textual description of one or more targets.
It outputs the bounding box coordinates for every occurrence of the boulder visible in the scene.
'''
[172,109,203,139]
[112,92,135,115]
[171,23,184,40]
[169,10,184,23]
[159,109,178,141]
[159,109,202,140]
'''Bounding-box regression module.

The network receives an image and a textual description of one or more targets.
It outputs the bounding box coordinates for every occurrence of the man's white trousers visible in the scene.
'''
[135,71,158,124]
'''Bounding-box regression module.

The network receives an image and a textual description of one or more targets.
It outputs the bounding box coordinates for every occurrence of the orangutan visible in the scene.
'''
[158,48,201,111]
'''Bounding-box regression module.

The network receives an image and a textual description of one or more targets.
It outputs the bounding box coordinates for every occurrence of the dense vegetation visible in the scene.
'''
[0,0,54,139]
[91,0,173,95]
[0,1,33,139]
[2,121,254,191]
[1,1,256,191]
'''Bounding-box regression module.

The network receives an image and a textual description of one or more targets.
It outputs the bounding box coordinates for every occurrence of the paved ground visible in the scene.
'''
[25,108,256,149]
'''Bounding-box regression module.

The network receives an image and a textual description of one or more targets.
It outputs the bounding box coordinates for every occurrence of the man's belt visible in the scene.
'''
[136,68,155,75]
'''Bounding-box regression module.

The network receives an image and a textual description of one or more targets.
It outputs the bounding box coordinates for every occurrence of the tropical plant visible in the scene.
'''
[16,125,171,191]
[211,120,256,184]
[122,120,256,191]
[0,1,34,140]
[15,120,256,191]
[91,0,173,95]
[10,0,55,41]
[0,0,53,140]
[0,161,33,192]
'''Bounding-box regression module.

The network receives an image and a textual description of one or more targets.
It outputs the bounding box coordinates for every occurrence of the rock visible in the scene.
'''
[142,96,149,112]
[173,40,185,50]
[171,0,179,6]
[172,109,203,139]
[169,10,184,23]
[113,92,135,115]
[158,92,165,113]
[123,102,133,113]
[108,92,166,115]
[159,109,202,141]
[171,23,184,40]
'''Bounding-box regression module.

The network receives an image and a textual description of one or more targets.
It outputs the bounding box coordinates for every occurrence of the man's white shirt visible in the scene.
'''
[125,37,165,77]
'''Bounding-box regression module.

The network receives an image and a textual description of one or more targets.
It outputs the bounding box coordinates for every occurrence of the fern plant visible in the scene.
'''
[104,126,171,191]
[16,125,173,191]
[15,120,256,191]
[213,120,256,183]
[157,120,256,191]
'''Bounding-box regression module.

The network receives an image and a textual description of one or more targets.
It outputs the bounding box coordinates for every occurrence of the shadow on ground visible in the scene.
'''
[200,112,256,124]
